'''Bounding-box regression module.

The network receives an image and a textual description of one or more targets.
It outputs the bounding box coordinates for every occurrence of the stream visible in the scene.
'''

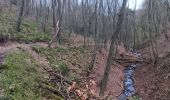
[119,51,141,100]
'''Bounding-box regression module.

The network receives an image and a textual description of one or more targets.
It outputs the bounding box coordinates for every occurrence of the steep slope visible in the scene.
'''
[135,33,170,100]
[90,48,124,99]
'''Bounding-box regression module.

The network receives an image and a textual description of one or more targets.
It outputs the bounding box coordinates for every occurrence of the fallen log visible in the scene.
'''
[115,58,150,64]
[116,58,144,62]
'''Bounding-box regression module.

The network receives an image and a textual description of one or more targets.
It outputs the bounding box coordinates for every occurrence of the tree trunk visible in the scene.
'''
[99,0,127,96]
[88,0,98,76]
[52,0,57,35]
[48,21,60,48]
[148,0,158,60]
[57,0,62,44]
[15,0,25,32]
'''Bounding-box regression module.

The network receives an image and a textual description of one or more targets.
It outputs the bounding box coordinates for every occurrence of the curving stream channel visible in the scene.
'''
[119,51,141,100]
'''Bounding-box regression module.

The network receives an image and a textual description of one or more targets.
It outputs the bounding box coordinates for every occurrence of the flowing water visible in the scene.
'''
[119,51,141,100]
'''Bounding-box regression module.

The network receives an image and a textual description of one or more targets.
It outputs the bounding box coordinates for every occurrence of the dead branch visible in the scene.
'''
[48,21,60,48]
[43,67,72,85]
[39,83,65,99]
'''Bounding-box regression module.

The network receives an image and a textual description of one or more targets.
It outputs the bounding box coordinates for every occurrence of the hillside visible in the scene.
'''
[134,32,170,100]
[0,0,170,100]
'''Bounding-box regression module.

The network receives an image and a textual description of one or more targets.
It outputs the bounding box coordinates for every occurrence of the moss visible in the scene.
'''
[0,50,43,100]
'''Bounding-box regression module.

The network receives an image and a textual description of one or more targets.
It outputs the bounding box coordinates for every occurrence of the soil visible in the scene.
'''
[0,39,122,100]
[1,32,169,100]
[90,47,125,99]
[135,32,170,100]
[135,62,170,100]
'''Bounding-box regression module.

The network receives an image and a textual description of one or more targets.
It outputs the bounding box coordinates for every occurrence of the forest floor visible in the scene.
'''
[0,42,52,98]
[134,32,170,100]
[0,9,134,100]
[0,36,142,100]
[0,8,170,100]
[1,32,169,100]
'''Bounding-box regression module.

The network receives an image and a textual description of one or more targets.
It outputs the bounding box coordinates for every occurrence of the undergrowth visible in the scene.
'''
[0,50,42,100]
[0,11,51,43]
[32,45,89,80]
[32,46,69,76]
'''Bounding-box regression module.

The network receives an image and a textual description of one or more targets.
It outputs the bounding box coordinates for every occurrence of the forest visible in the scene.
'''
[0,0,170,100]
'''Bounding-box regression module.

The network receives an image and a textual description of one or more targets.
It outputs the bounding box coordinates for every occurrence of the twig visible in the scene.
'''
[43,67,72,85]
[39,83,65,99]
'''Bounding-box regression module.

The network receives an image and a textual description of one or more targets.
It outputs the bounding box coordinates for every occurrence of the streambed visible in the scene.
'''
[119,51,141,100]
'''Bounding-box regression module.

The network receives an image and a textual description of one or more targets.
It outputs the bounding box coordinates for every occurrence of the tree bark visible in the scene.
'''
[57,0,62,43]
[87,0,98,76]
[15,0,25,32]
[52,0,57,34]
[48,21,60,48]
[99,0,127,96]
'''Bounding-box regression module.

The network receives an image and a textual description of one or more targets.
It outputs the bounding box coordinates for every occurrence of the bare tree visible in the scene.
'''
[57,0,62,43]
[99,0,128,96]
[87,0,98,76]
[48,21,60,48]
[148,0,158,61]
[15,0,25,32]
[52,0,57,34]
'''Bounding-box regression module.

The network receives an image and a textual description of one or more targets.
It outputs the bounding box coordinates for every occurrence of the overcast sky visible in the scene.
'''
[44,0,145,10]
[128,0,144,9]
